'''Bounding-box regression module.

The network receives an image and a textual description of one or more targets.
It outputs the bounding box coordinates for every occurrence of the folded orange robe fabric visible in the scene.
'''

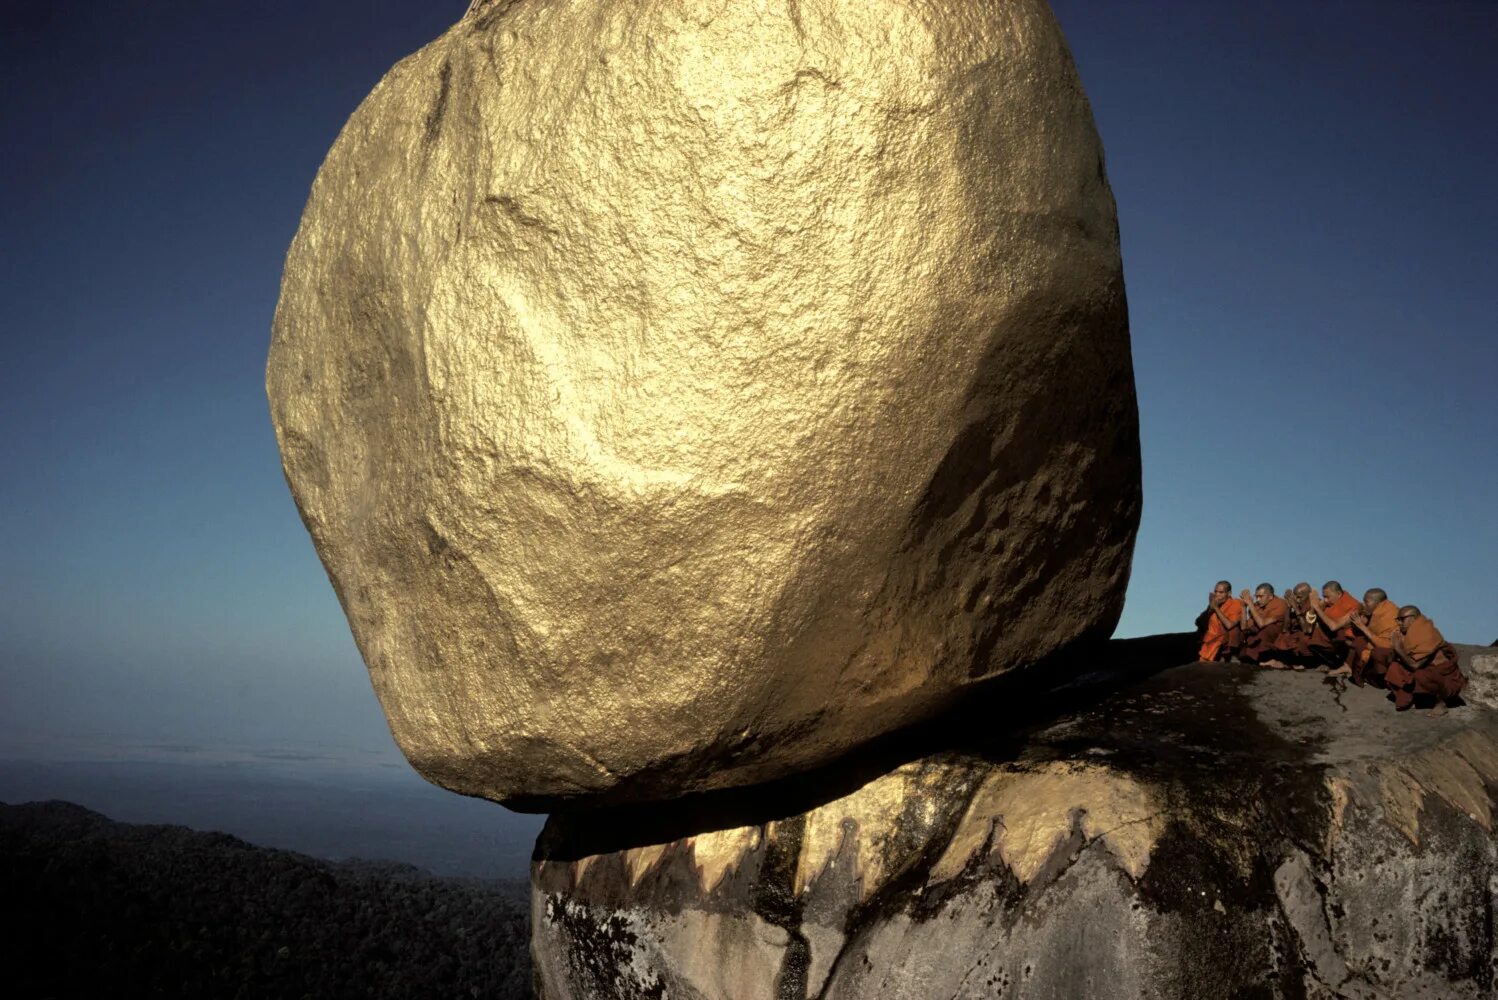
[1385,617,1467,708]
[1276,603,1314,656]
[1365,600,1398,649]
[1199,597,1244,662]
[1242,596,1289,663]
[1353,598,1401,671]
[1322,591,1361,641]
[1363,645,1395,684]
[1402,617,1446,663]
[1257,596,1289,626]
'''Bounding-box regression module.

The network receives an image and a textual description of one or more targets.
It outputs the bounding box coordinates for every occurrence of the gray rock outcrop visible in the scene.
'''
[1457,644,1498,710]
[532,639,1498,999]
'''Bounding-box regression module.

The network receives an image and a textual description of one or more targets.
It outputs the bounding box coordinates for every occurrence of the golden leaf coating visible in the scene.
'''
[267,0,1139,806]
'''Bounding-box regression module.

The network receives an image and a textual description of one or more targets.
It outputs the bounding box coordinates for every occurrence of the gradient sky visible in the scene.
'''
[2,1,1494,764]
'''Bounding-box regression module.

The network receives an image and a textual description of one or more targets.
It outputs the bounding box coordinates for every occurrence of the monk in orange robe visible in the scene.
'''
[1347,588,1398,686]
[1306,581,1361,674]
[1385,606,1467,715]
[1273,582,1316,669]
[1198,580,1244,662]
[1238,583,1289,666]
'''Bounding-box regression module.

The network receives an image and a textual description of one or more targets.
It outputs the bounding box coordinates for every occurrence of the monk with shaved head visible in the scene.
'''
[1386,606,1467,716]
[1271,582,1316,669]
[1198,580,1244,663]
[1306,580,1361,674]
[1347,588,1398,686]
[1238,583,1289,666]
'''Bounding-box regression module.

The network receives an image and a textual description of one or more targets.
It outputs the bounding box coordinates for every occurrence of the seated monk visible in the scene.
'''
[1273,582,1316,669]
[1198,580,1244,663]
[1347,588,1398,686]
[1306,581,1361,674]
[1238,583,1289,666]
[1386,606,1467,716]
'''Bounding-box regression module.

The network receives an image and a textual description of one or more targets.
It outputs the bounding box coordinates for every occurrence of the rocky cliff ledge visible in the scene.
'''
[532,636,1498,999]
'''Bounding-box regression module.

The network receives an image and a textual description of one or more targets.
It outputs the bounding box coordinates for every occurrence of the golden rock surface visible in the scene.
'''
[267,0,1139,806]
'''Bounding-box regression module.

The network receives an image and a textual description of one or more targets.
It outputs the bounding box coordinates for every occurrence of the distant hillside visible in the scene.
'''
[0,800,532,999]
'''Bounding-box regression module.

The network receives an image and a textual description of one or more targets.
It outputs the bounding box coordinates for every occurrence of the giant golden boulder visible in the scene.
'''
[267,0,1140,808]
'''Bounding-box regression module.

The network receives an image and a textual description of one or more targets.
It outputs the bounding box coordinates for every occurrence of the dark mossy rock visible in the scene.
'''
[532,635,1498,999]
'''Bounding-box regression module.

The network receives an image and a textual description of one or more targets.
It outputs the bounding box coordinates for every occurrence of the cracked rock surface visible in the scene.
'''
[531,637,1498,999]
[267,0,1139,809]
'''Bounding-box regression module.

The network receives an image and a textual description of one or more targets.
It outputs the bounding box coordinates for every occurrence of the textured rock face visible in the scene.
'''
[1459,645,1498,709]
[533,640,1498,999]
[268,0,1139,806]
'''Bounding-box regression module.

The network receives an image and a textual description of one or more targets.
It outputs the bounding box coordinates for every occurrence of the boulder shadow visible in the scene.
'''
[535,631,1199,861]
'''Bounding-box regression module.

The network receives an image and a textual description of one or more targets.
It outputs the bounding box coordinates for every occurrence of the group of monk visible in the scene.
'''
[1197,580,1468,717]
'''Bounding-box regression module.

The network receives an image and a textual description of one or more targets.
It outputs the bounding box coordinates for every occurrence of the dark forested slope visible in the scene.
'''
[0,800,532,999]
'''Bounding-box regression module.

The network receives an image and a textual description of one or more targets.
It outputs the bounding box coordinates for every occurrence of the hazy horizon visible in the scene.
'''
[0,731,543,879]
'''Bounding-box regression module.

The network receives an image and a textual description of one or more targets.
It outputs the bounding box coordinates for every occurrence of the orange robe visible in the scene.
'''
[1199,597,1245,662]
[1275,601,1314,660]
[1355,599,1400,684]
[1364,600,1399,649]
[1323,591,1361,642]
[1305,591,1361,666]
[1243,596,1289,664]
[1385,617,1467,709]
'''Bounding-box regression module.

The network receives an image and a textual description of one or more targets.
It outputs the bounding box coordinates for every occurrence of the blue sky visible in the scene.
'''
[1,1,1493,761]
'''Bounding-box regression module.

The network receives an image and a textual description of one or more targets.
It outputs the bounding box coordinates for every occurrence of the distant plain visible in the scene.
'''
[0,736,543,879]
